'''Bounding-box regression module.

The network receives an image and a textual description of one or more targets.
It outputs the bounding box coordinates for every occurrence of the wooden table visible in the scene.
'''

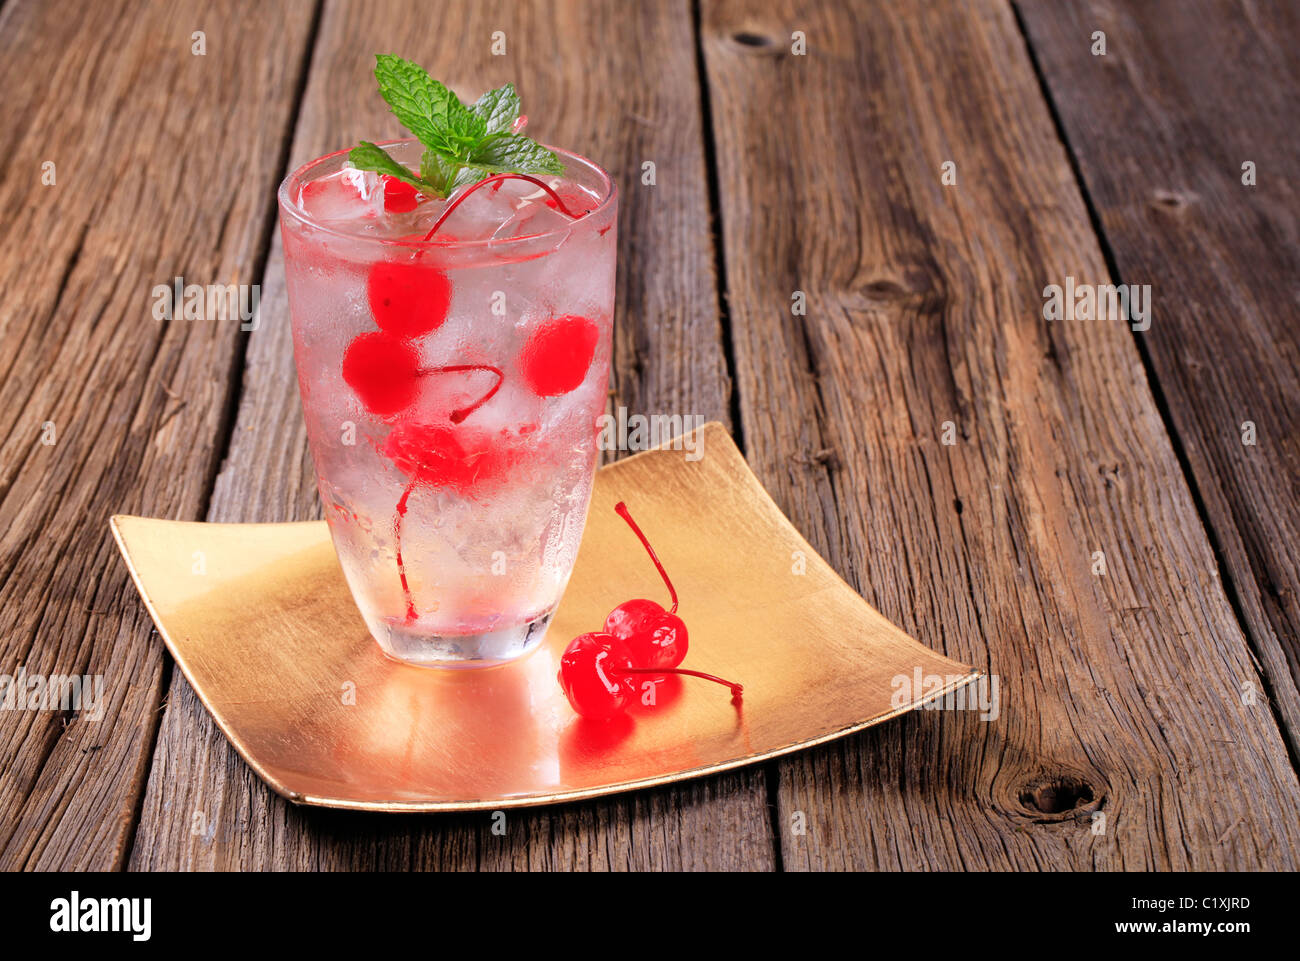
[2,0,1297,871]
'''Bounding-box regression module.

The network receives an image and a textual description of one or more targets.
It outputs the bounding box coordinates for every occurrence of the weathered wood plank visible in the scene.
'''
[0,0,316,868]
[1017,0,1300,757]
[700,0,1300,868]
[130,0,768,870]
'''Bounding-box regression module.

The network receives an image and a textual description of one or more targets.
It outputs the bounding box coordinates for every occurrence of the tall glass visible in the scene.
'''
[278,140,617,667]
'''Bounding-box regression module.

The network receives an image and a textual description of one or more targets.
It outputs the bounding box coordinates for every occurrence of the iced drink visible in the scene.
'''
[278,138,617,666]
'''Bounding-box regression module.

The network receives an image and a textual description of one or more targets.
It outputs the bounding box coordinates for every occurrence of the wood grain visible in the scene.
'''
[1017,0,1300,757]
[128,0,768,870]
[699,0,1300,868]
[0,0,316,868]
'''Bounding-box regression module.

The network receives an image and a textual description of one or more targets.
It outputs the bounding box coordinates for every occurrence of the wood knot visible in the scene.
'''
[864,279,909,298]
[1150,189,1196,212]
[732,31,773,47]
[853,269,946,314]
[792,446,838,470]
[1018,773,1101,821]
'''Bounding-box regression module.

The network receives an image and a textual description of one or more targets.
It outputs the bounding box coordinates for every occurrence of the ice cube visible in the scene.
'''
[413,180,520,242]
[491,195,576,241]
[406,364,499,428]
[299,167,384,223]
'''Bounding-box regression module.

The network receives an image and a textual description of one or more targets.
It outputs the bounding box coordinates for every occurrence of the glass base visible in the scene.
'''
[372,608,554,668]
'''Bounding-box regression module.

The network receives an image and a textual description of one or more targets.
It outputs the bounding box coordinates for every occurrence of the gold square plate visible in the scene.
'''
[111,423,977,811]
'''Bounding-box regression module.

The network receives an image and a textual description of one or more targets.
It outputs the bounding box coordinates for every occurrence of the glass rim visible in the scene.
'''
[276,138,617,251]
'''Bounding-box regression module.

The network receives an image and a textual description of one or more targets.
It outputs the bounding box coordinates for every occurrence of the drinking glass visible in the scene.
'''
[278,139,617,667]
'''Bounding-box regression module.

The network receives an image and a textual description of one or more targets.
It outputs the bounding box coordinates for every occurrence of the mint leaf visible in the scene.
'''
[419,149,456,195]
[442,97,487,156]
[349,141,437,193]
[356,59,567,203]
[469,83,520,135]
[470,134,564,176]
[373,55,459,155]
[420,148,482,195]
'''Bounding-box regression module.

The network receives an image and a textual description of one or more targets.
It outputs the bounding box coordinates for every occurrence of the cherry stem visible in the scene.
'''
[613,667,743,699]
[391,362,501,614]
[394,475,419,623]
[613,501,679,614]
[422,173,583,241]
[418,363,504,423]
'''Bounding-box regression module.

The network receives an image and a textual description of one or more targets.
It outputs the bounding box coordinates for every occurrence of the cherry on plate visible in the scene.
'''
[604,502,688,670]
[606,599,687,673]
[557,632,636,721]
[557,500,743,722]
[557,630,740,721]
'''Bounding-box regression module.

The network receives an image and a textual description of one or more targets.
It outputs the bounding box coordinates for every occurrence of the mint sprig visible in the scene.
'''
[350,141,428,191]
[469,85,521,135]
[348,55,563,199]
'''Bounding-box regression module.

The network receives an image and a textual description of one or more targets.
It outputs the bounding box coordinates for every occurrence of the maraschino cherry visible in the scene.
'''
[520,315,599,397]
[557,501,741,720]
[605,501,687,671]
[558,632,637,721]
[382,364,510,618]
[381,175,421,213]
[367,258,453,340]
[558,631,741,721]
[341,331,421,415]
